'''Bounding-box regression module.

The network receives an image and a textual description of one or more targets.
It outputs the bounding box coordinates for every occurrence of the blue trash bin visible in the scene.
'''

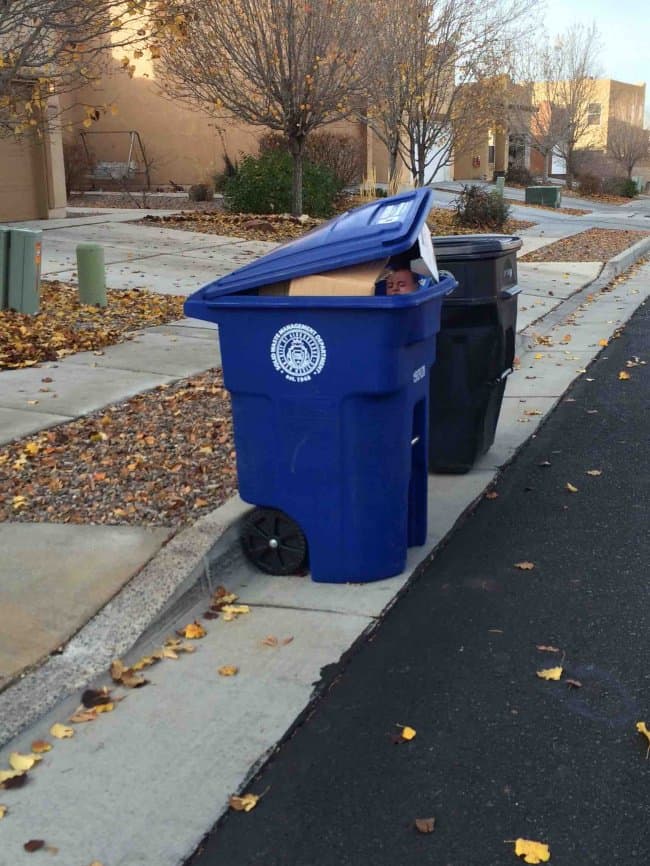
[185,190,457,583]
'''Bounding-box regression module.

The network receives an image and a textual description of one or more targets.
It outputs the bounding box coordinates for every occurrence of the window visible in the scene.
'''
[488,145,495,164]
[587,103,601,125]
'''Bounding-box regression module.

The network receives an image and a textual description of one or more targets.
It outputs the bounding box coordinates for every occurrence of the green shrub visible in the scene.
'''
[505,165,533,186]
[213,153,239,193]
[577,172,601,196]
[454,184,511,230]
[223,149,338,217]
[258,130,363,189]
[617,178,639,198]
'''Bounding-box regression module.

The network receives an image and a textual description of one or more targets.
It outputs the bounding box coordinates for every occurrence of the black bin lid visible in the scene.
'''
[430,234,522,261]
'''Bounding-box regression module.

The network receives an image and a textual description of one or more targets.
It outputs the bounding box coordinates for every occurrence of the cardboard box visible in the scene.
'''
[288,258,388,297]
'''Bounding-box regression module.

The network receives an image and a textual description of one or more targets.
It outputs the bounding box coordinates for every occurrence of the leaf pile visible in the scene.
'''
[521,228,650,263]
[141,211,322,243]
[0,281,185,370]
[0,369,237,527]
[504,199,590,216]
[140,203,534,243]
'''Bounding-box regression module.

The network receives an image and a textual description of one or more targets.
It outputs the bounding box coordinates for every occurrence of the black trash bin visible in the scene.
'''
[427,234,522,473]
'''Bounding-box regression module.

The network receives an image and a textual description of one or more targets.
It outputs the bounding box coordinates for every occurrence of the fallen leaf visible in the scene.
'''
[221,604,250,622]
[538,461,551,468]
[537,666,563,681]
[262,636,279,647]
[560,334,572,343]
[218,665,239,677]
[534,353,543,360]
[24,840,46,853]
[485,491,499,500]
[0,805,7,819]
[598,339,608,347]
[514,561,535,570]
[229,793,260,812]
[514,838,551,863]
[565,483,579,493]
[566,679,582,688]
[281,636,294,646]
[401,726,417,741]
[618,371,631,380]
[9,753,40,772]
[82,687,112,708]
[636,721,650,757]
[69,708,101,723]
[0,773,27,789]
[177,621,206,639]
[536,645,560,653]
[49,723,74,739]
[414,817,436,833]
[586,469,602,476]
[110,659,149,688]
[30,741,52,754]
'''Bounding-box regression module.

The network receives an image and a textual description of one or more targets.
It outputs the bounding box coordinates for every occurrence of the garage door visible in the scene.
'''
[0,134,46,222]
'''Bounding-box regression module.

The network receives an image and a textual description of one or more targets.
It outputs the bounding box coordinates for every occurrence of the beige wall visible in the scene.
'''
[64,59,392,188]
[0,99,66,222]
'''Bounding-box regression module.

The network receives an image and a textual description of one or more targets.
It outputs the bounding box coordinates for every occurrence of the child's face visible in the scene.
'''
[386,269,417,295]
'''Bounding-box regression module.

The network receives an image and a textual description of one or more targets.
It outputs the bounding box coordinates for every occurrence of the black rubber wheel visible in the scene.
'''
[240,507,308,575]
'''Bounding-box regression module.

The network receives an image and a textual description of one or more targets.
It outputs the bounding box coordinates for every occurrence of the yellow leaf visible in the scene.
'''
[229,793,259,812]
[565,483,578,493]
[221,604,250,622]
[514,838,551,863]
[218,665,239,677]
[94,702,114,714]
[30,740,52,754]
[636,721,650,756]
[179,621,206,639]
[50,723,74,739]
[537,666,563,681]
[90,431,108,442]
[598,339,608,347]
[12,495,27,510]
[414,816,435,833]
[0,769,24,784]
[618,371,631,380]
[514,561,535,570]
[24,441,40,456]
[8,753,40,772]
[534,353,543,360]
[401,726,417,741]
[0,804,6,819]
[586,469,602,476]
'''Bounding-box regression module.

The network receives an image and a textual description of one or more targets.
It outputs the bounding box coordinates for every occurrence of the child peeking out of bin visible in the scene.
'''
[379,255,418,296]
[385,268,418,295]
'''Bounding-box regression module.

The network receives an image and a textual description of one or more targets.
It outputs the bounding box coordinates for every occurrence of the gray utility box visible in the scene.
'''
[7,228,42,314]
[0,227,9,310]
[525,186,562,208]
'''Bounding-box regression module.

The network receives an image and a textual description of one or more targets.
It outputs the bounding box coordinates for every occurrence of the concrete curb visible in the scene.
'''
[516,234,650,351]
[0,497,250,747]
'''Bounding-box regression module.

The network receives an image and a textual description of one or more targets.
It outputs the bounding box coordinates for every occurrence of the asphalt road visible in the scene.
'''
[188,300,649,866]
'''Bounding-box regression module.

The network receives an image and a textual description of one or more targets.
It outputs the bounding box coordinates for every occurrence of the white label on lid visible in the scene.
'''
[376,202,411,224]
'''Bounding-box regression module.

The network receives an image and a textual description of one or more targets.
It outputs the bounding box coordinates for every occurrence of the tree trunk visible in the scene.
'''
[289,138,304,217]
[565,149,574,190]
[388,146,400,193]
[417,141,426,187]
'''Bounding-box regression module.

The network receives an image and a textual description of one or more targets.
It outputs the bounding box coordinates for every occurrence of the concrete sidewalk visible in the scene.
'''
[0,206,649,866]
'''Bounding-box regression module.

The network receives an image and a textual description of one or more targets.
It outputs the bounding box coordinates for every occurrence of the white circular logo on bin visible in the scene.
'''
[270,323,326,382]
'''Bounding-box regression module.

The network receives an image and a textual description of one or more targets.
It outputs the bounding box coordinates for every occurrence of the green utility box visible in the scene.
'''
[8,227,42,314]
[495,176,505,196]
[525,186,562,208]
[0,227,9,310]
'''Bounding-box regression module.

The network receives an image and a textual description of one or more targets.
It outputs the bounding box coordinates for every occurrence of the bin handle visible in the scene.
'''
[487,367,513,386]
[499,286,521,300]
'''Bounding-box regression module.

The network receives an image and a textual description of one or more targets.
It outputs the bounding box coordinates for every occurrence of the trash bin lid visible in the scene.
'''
[431,234,522,261]
[200,189,436,298]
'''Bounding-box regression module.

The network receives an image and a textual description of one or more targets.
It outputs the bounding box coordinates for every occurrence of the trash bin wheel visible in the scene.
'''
[241,508,308,576]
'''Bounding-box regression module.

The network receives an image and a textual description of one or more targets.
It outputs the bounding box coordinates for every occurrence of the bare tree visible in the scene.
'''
[366,0,537,188]
[545,23,602,188]
[156,0,376,215]
[0,0,152,137]
[607,120,650,178]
